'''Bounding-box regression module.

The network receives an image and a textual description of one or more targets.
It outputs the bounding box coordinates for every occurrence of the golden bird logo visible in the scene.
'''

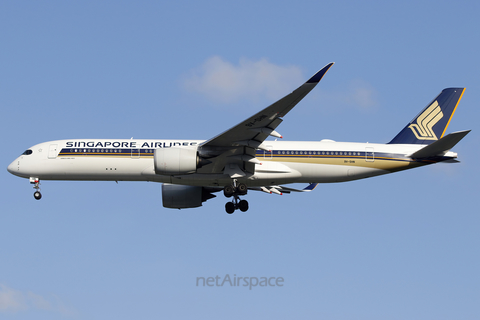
[408,101,443,140]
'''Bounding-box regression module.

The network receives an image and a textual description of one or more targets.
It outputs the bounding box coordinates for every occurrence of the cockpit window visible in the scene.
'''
[22,149,33,155]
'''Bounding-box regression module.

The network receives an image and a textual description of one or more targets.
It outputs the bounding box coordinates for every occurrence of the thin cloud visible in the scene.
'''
[0,284,25,312]
[315,79,379,113]
[182,56,304,104]
[0,284,75,316]
[347,79,378,111]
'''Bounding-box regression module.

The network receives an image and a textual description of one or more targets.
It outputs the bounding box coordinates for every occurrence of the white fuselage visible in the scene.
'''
[8,138,447,187]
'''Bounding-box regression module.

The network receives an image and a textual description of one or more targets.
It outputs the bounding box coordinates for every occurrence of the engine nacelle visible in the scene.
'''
[162,184,216,209]
[154,147,198,175]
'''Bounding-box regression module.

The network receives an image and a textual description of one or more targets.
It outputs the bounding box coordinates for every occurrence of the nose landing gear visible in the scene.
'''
[224,181,249,214]
[30,177,42,200]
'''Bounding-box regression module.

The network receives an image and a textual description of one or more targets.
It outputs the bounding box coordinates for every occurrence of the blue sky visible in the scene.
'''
[1,1,479,319]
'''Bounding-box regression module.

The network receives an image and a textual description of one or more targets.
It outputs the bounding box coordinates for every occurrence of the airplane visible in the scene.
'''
[7,63,470,214]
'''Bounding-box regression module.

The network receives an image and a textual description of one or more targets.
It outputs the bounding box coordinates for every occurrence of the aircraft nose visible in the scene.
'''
[7,160,18,175]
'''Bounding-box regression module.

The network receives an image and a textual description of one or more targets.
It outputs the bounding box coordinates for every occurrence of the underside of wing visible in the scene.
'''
[249,183,319,195]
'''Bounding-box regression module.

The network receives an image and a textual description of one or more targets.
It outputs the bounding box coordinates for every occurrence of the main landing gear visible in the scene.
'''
[224,181,249,214]
[30,177,42,200]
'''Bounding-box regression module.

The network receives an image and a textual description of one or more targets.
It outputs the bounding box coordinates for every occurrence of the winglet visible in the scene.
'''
[307,62,335,84]
[303,183,319,191]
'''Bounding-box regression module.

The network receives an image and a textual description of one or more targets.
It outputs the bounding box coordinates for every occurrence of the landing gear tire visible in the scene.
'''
[238,199,249,212]
[34,191,42,200]
[223,185,234,198]
[225,202,235,214]
[237,183,248,195]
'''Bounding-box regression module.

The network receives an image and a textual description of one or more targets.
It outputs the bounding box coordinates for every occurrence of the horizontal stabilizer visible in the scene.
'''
[409,130,470,159]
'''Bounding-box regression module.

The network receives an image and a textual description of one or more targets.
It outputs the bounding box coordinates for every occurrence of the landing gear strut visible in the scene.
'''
[30,177,42,200]
[224,181,248,214]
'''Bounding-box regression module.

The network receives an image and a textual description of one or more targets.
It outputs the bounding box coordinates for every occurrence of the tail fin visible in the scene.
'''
[388,88,465,144]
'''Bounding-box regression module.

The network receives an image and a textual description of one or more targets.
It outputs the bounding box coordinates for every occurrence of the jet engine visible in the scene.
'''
[162,184,216,209]
[154,147,209,175]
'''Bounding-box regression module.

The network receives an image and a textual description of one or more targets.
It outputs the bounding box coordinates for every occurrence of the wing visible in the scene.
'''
[249,183,319,195]
[197,62,334,176]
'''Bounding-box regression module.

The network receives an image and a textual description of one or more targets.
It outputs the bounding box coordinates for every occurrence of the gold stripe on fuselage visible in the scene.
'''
[262,154,421,172]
